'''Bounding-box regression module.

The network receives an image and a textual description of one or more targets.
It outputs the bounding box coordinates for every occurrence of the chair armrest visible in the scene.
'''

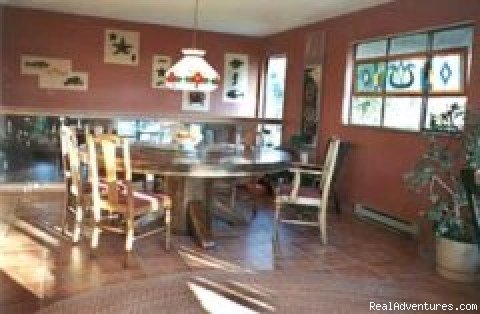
[288,167,324,176]
[291,162,323,169]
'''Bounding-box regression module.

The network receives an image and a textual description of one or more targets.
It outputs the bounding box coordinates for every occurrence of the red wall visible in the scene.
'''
[265,0,480,220]
[2,1,479,220]
[2,7,262,117]
[0,6,4,106]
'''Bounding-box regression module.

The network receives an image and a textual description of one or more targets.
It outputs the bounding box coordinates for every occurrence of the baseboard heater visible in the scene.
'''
[354,204,418,237]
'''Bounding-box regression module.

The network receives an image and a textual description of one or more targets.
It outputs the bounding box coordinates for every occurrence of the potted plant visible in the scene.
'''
[405,108,480,282]
[289,133,311,164]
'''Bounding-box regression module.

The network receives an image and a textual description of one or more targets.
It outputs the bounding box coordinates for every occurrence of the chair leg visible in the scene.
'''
[318,209,327,245]
[90,209,101,257]
[229,182,236,212]
[125,218,134,252]
[72,205,83,243]
[165,205,171,251]
[61,187,69,235]
[273,199,281,243]
[124,217,134,268]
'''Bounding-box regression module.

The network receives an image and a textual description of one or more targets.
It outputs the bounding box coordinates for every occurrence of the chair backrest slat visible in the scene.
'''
[87,134,131,207]
[86,133,102,210]
[320,139,341,207]
[60,125,82,198]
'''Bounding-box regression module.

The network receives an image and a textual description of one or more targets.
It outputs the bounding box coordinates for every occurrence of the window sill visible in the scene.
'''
[342,123,463,137]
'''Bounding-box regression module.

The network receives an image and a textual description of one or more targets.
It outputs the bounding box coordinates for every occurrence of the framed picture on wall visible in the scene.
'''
[39,71,89,91]
[104,29,140,66]
[223,53,248,102]
[182,91,210,112]
[152,55,171,88]
[21,55,71,76]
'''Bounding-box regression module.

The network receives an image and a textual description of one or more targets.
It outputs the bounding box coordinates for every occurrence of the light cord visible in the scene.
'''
[192,0,199,48]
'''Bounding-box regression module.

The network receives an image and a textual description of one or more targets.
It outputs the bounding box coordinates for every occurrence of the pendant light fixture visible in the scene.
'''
[165,0,219,92]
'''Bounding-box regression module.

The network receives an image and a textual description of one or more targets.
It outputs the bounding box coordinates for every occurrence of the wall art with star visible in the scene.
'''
[104,29,140,66]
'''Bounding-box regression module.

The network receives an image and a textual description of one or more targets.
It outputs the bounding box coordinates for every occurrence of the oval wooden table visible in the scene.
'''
[121,144,291,248]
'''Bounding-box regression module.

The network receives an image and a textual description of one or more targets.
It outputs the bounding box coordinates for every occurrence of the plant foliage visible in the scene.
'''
[405,108,480,243]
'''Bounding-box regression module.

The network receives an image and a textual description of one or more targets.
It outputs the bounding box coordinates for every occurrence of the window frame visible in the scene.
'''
[346,24,472,132]
[260,53,288,121]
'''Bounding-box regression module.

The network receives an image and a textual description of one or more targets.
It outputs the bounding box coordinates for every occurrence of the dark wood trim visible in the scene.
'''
[0,107,284,125]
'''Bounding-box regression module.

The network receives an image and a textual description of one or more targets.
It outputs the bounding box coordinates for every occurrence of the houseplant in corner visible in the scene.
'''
[405,106,480,282]
[289,133,311,164]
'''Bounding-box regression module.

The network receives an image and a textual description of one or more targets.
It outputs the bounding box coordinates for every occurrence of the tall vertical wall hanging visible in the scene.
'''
[223,53,248,102]
[302,31,326,147]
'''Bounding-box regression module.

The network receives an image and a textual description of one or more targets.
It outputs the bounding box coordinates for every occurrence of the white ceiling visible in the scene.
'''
[4,0,393,36]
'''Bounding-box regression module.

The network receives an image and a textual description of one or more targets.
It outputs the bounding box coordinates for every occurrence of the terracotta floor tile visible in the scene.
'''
[1,191,479,312]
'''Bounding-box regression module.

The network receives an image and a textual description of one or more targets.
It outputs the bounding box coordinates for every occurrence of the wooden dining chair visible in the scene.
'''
[59,125,86,243]
[311,137,349,214]
[273,138,340,245]
[86,133,172,265]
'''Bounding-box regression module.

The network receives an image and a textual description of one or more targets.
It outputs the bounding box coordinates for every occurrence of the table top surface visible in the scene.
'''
[84,143,292,178]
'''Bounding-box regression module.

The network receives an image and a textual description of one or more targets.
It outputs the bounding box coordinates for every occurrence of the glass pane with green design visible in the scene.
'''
[425,97,466,131]
[350,97,382,126]
[354,62,386,93]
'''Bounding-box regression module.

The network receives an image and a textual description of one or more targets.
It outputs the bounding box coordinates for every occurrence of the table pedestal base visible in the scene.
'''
[166,177,215,248]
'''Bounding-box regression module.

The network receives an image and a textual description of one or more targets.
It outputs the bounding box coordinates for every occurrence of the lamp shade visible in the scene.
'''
[165,48,220,92]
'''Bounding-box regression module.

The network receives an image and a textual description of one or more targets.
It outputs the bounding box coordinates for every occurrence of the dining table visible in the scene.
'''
[84,142,291,248]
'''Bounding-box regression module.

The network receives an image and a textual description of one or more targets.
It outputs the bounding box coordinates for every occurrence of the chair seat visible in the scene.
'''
[278,184,321,199]
[81,180,108,194]
[101,191,168,216]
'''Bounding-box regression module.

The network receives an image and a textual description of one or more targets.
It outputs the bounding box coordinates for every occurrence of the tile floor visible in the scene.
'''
[0,190,478,313]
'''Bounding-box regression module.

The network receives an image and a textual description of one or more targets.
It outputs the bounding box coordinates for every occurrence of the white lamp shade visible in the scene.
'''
[165,49,220,92]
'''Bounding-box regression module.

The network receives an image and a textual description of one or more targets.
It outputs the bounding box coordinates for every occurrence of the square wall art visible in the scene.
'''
[105,29,140,66]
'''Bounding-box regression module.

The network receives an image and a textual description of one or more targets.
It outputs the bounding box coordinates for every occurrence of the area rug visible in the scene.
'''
[37,269,474,314]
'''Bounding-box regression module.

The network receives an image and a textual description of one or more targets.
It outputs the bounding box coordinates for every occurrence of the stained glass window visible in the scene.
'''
[350,97,382,126]
[355,62,385,93]
[425,97,466,131]
[386,58,427,93]
[430,53,464,94]
[345,24,472,132]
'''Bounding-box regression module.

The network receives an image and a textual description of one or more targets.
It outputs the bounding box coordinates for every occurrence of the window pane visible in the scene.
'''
[383,97,422,130]
[386,58,427,93]
[260,124,282,148]
[425,97,466,131]
[350,97,382,126]
[430,53,464,93]
[355,62,386,93]
[433,26,473,50]
[264,56,287,119]
[356,40,387,60]
[116,120,137,137]
[390,33,428,55]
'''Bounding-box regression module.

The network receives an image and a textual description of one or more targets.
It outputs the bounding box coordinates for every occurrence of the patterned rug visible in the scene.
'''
[38,269,476,314]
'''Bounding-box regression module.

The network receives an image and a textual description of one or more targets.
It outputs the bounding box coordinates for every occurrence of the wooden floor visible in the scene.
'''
[0,190,478,313]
